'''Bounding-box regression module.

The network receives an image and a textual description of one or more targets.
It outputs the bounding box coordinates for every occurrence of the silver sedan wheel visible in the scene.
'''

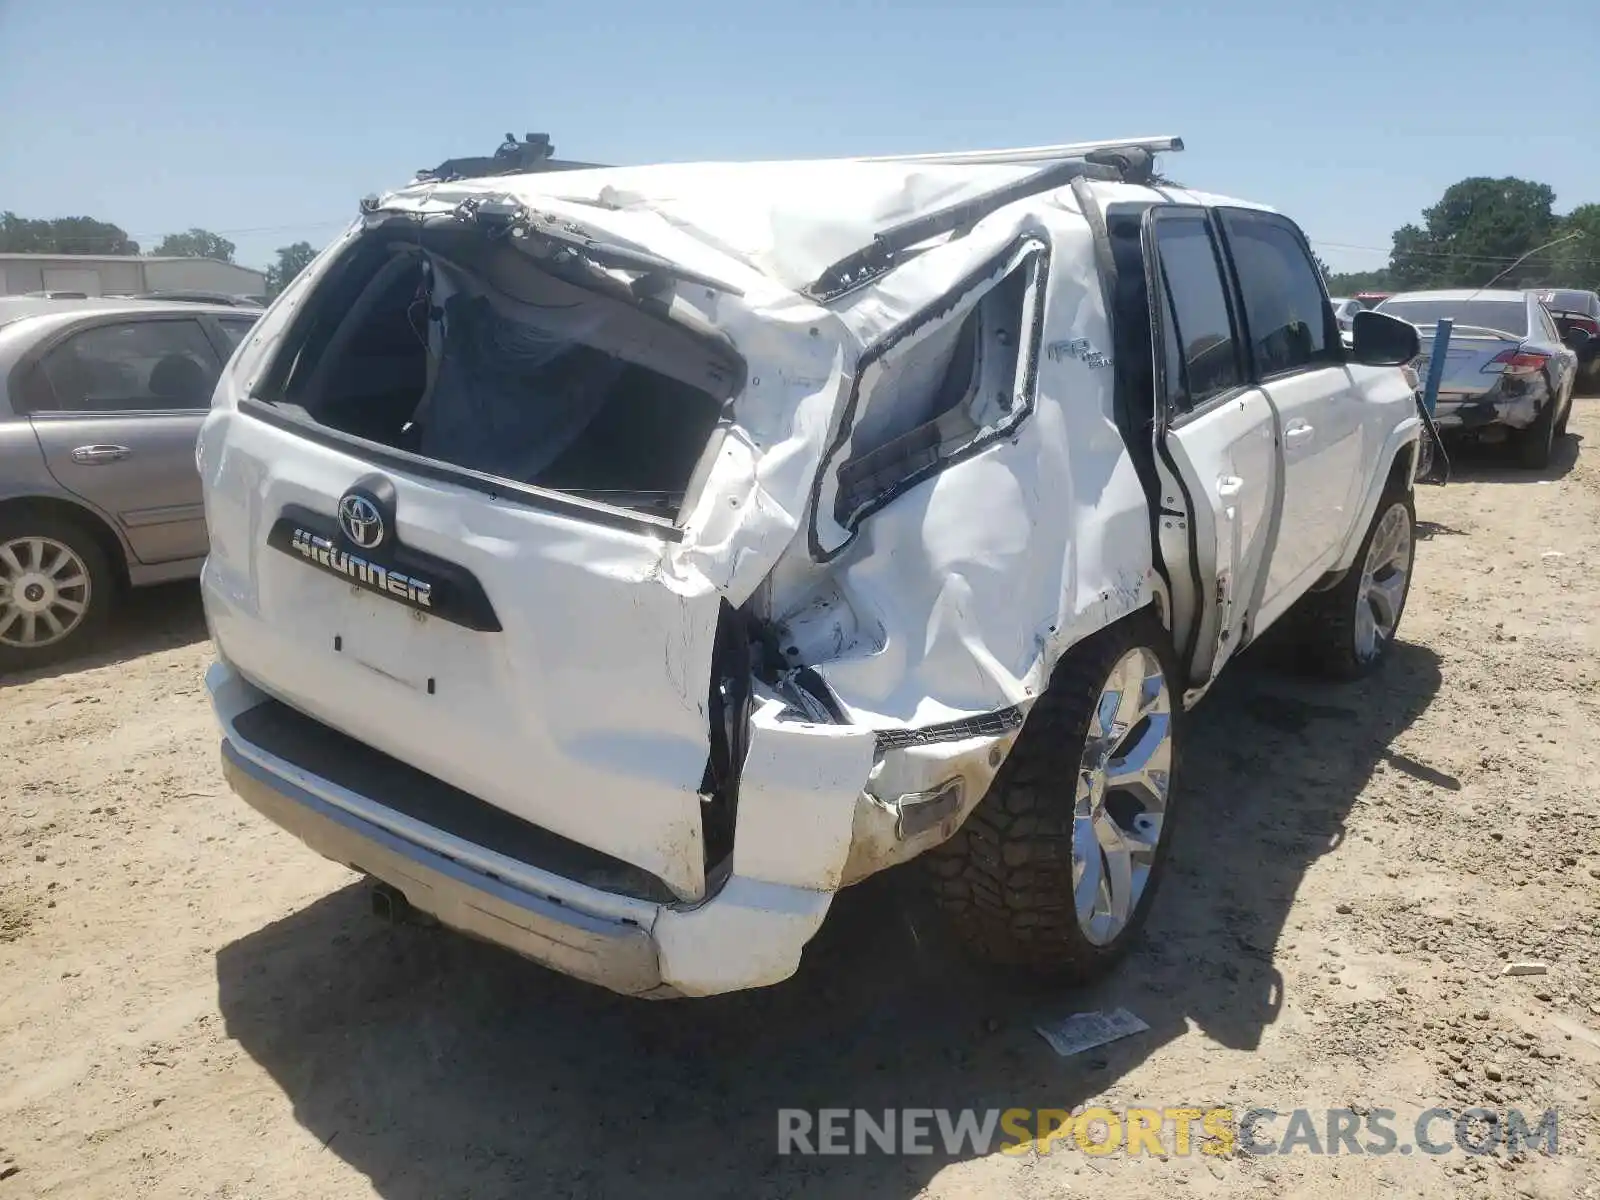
[1354,503,1412,663]
[1072,646,1174,946]
[0,536,93,649]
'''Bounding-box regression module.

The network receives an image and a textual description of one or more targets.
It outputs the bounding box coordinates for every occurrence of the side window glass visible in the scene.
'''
[36,319,221,413]
[1152,215,1243,412]
[1220,212,1335,377]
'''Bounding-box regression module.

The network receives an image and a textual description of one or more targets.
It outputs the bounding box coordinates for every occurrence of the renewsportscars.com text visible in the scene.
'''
[777,1106,1560,1158]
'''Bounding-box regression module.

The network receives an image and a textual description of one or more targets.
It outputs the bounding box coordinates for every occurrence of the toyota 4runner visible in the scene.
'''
[199,136,1427,997]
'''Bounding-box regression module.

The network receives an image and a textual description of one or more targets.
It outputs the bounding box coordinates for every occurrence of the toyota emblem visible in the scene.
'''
[337,492,385,550]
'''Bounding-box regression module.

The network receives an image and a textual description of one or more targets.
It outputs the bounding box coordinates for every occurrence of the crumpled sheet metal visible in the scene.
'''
[370,172,1164,730]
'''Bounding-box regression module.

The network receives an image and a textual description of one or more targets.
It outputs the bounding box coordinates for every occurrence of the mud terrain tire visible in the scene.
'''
[926,613,1181,981]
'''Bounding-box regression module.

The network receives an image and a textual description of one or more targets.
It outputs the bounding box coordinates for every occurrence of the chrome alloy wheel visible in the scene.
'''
[0,536,92,649]
[1072,646,1174,946]
[1355,503,1412,663]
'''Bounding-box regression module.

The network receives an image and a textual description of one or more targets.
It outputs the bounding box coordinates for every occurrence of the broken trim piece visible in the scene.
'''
[449,194,747,297]
[804,158,1113,302]
[873,705,1026,751]
[893,778,964,840]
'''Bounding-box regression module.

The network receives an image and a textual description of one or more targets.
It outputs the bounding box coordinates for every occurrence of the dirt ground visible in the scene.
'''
[3,406,1600,1200]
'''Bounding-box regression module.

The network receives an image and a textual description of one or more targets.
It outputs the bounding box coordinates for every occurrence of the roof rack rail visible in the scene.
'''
[413,132,609,184]
[848,135,1184,168]
[804,138,1184,302]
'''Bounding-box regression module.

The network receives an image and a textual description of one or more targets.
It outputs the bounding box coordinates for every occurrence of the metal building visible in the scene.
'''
[0,253,266,300]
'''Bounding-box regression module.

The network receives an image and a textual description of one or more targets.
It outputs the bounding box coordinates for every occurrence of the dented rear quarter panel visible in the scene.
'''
[764,197,1158,729]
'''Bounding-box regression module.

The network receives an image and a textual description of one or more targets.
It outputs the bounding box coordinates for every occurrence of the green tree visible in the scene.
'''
[153,228,236,262]
[0,212,139,254]
[1388,177,1558,290]
[1550,204,1600,289]
[1326,267,1395,296]
[265,241,317,297]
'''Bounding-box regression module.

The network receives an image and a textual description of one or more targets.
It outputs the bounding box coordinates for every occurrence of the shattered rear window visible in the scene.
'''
[254,230,741,522]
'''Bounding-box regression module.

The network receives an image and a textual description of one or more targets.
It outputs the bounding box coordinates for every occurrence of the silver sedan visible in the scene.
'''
[0,297,258,669]
[1376,288,1592,468]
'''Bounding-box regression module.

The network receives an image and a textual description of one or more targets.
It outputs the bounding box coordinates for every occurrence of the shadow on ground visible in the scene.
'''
[217,643,1444,1199]
[0,582,206,688]
[1439,428,1581,484]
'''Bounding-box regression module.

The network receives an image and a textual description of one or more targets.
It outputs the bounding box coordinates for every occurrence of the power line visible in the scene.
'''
[1312,240,1600,265]
[128,221,350,240]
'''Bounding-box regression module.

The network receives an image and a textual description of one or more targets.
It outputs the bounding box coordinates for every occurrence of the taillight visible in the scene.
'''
[1486,349,1549,375]
[1572,317,1600,337]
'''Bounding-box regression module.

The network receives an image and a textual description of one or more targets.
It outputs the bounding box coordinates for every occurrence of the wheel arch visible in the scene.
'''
[1330,423,1420,577]
[0,494,132,591]
[1038,601,1178,702]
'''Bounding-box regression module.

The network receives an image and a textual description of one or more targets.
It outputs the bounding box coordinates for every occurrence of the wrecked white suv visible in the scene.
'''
[200,136,1427,997]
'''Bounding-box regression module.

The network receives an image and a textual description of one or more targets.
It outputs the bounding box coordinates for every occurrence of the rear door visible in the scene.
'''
[19,314,220,564]
[1216,208,1362,607]
[1144,207,1280,686]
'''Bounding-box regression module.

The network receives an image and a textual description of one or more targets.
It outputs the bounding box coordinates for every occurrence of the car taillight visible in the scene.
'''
[1486,349,1549,375]
[1572,317,1600,337]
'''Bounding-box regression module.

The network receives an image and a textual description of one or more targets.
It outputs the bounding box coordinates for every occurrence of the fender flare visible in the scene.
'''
[1331,416,1421,575]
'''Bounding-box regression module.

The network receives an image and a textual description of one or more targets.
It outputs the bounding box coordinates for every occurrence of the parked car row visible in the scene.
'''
[1371,287,1597,468]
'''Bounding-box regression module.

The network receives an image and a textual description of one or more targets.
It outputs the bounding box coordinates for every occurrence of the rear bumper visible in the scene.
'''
[209,661,854,998]
[1432,391,1544,431]
[221,741,665,992]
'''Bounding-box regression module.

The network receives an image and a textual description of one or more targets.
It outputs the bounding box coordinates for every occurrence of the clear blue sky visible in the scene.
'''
[2,0,1594,277]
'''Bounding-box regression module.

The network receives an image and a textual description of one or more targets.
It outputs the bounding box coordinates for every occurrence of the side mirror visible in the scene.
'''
[1560,325,1592,354]
[1350,309,1421,366]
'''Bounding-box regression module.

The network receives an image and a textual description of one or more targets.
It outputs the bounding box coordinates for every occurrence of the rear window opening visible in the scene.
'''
[255,222,744,523]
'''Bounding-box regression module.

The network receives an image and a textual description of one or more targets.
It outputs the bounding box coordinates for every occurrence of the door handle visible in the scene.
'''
[1217,474,1244,498]
[1284,423,1315,446]
[70,444,130,465]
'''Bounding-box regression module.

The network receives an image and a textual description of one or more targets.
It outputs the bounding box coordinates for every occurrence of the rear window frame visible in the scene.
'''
[240,223,755,544]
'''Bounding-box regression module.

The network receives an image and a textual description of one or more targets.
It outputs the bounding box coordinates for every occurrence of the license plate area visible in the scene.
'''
[337,589,438,692]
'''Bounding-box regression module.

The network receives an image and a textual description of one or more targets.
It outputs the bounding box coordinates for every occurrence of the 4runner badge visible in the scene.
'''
[1046,338,1112,369]
[266,494,503,632]
[338,492,385,550]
